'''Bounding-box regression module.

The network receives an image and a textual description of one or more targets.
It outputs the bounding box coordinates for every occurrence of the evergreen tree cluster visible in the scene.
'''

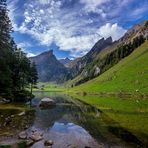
[0,0,38,101]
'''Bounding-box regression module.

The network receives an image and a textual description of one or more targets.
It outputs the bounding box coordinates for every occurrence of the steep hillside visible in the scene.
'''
[67,21,148,86]
[30,50,69,83]
[70,41,148,94]
[68,37,113,77]
[120,20,148,43]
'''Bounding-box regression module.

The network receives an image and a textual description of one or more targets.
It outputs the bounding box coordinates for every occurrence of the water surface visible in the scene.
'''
[0,91,146,147]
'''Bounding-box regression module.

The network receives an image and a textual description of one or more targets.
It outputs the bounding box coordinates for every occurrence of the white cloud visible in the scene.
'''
[17,42,32,49]
[39,9,44,14]
[26,52,36,57]
[10,0,103,57]
[97,23,126,41]
[80,0,109,15]
[130,5,148,18]
[39,0,51,5]
[55,34,101,52]
[8,0,129,58]
[17,42,36,57]
[7,0,20,31]
[80,0,109,8]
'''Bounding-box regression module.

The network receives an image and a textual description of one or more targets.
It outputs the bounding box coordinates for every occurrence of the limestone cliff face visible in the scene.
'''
[30,21,148,84]
[68,37,113,77]
[30,50,68,83]
[67,20,148,86]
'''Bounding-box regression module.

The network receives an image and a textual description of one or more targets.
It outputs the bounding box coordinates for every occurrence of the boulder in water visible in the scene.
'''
[39,98,55,108]
[18,131,27,139]
[26,139,34,146]
[44,140,54,146]
[30,132,43,142]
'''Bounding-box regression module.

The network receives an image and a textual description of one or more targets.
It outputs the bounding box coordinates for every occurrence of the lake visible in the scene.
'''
[0,91,147,147]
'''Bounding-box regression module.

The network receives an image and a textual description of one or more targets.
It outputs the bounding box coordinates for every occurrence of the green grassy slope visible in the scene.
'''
[70,41,148,94]
[64,42,119,88]
[33,82,65,92]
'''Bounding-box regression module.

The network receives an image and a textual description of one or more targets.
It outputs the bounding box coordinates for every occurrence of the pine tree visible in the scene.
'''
[29,62,38,94]
[0,0,38,101]
[0,0,13,97]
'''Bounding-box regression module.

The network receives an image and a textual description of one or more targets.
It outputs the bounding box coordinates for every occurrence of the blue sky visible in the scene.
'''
[7,0,148,59]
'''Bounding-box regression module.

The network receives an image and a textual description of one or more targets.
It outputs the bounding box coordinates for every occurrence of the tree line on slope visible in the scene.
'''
[75,34,147,86]
[0,0,38,101]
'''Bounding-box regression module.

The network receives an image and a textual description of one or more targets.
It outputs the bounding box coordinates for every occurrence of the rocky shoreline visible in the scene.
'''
[18,129,54,147]
[0,97,103,148]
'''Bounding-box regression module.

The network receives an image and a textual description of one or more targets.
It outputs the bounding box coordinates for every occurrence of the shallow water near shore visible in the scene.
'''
[0,91,147,147]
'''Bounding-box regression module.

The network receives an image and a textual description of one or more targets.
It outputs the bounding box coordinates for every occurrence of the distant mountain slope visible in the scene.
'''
[120,20,148,43]
[67,20,148,86]
[59,57,72,67]
[30,21,147,84]
[70,41,148,94]
[68,37,113,77]
[30,50,69,82]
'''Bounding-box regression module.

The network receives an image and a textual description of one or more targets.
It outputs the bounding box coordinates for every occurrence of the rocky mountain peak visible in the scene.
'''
[120,20,148,43]
[65,57,70,60]
[59,57,72,67]
[42,50,53,56]
[29,50,69,82]
[87,37,113,55]
[106,36,112,43]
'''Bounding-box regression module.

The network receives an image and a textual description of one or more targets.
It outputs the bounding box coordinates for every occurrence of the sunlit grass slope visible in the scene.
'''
[33,82,65,92]
[70,41,148,94]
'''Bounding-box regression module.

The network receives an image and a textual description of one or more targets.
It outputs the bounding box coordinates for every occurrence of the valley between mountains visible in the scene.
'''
[29,21,148,147]
[0,1,148,146]
[31,20,148,97]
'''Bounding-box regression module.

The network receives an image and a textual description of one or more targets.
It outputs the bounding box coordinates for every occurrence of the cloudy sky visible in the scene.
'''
[7,0,148,59]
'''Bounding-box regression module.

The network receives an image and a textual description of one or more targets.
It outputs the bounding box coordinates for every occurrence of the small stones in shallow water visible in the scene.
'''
[30,132,43,142]
[24,125,29,129]
[18,131,27,139]
[11,115,14,118]
[26,139,34,146]
[44,140,54,146]
[4,116,12,126]
[31,127,37,133]
[1,98,10,104]
[18,112,25,116]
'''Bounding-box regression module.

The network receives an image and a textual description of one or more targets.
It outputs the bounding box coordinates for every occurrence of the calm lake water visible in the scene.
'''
[0,91,147,148]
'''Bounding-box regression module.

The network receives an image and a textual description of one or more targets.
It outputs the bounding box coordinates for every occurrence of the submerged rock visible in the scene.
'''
[39,98,56,108]
[10,115,14,118]
[1,98,11,104]
[26,139,34,146]
[18,131,27,139]
[30,132,43,142]
[18,112,25,116]
[44,140,54,146]
[31,127,38,133]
